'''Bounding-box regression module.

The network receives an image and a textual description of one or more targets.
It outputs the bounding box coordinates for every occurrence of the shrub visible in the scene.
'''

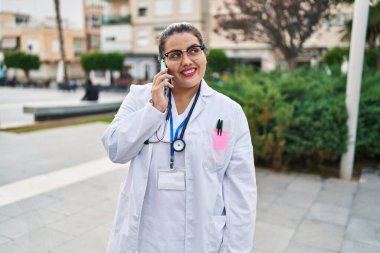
[356,70,380,158]
[207,49,231,73]
[323,47,379,68]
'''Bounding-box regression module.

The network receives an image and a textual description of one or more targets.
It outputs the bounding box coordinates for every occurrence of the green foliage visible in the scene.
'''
[356,69,380,158]
[323,47,379,68]
[323,47,349,66]
[281,68,348,167]
[4,51,40,78]
[207,49,231,73]
[80,52,124,73]
[209,66,380,172]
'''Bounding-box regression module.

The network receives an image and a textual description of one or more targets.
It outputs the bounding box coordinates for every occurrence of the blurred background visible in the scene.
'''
[0,0,379,252]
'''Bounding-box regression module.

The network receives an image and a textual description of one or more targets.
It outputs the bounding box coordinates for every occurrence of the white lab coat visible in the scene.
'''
[102,80,257,253]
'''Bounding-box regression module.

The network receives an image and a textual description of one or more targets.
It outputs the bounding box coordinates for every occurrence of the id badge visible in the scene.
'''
[158,169,185,191]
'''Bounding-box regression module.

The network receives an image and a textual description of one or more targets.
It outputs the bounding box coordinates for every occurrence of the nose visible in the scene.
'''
[181,52,193,66]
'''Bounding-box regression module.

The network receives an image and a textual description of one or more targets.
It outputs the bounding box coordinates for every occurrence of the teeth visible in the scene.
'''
[183,69,195,75]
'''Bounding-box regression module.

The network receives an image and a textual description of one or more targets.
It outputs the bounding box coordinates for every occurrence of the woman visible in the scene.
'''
[102,22,257,253]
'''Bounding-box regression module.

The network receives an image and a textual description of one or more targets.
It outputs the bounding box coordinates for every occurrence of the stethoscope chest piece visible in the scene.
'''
[173,139,186,152]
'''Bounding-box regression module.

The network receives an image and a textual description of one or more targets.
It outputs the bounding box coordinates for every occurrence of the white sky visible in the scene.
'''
[0,0,84,29]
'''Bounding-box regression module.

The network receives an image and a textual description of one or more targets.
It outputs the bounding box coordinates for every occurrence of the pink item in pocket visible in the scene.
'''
[212,128,229,150]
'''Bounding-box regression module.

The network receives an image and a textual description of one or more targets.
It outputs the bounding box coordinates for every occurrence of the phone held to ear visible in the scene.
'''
[160,59,170,96]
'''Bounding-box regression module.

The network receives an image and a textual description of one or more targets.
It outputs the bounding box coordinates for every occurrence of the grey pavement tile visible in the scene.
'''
[257,192,278,211]
[314,190,354,208]
[253,221,295,253]
[353,189,380,205]
[0,227,74,253]
[292,219,345,252]
[359,173,380,191]
[0,214,11,223]
[0,208,65,239]
[42,199,90,216]
[345,217,380,247]
[47,205,112,237]
[257,203,307,230]
[351,202,380,223]
[286,175,322,195]
[251,248,272,253]
[0,235,11,245]
[273,189,317,209]
[50,224,110,253]
[307,203,350,226]
[257,173,298,194]
[0,194,59,217]
[46,183,109,206]
[285,242,338,253]
[341,239,380,253]
[255,168,270,181]
[0,123,110,186]
[322,178,358,194]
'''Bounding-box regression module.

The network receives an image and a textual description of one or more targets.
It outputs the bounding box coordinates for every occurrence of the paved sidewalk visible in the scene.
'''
[0,123,379,253]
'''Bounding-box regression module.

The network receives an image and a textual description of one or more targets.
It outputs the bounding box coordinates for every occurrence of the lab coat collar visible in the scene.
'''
[186,79,215,126]
[200,79,216,97]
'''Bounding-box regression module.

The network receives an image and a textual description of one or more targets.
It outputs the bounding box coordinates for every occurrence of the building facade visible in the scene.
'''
[102,0,352,83]
[0,0,352,85]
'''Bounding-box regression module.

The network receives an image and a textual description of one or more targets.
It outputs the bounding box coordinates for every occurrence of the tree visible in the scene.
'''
[207,49,231,73]
[80,52,124,83]
[4,51,40,83]
[54,0,68,83]
[214,0,340,72]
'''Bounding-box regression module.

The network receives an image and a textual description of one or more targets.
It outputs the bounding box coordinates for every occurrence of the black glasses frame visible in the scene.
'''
[163,45,205,59]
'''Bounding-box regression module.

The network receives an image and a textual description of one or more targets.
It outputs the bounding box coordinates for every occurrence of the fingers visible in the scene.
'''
[153,73,173,85]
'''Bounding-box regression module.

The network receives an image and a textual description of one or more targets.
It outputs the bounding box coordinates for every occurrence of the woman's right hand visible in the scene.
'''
[151,68,174,112]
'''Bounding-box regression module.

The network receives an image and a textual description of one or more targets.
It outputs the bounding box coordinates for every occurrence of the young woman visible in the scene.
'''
[102,22,257,253]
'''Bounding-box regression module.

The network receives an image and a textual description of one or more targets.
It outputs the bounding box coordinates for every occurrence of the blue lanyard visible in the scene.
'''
[167,85,201,168]
[169,109,186,156]
[168,92,186,167]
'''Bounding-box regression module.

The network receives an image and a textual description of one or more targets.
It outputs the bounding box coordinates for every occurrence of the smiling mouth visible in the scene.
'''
[181,68,196,77]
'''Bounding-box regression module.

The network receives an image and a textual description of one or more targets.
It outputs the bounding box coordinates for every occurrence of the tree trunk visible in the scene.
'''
[54,0,68,84]
[24,70,30,84]
[286,57,297,72]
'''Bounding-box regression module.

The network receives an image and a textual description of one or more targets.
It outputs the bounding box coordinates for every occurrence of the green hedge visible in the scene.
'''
[209,67,379,173]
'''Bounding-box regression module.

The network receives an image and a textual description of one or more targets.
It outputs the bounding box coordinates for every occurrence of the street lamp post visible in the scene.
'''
[339,0,373,180]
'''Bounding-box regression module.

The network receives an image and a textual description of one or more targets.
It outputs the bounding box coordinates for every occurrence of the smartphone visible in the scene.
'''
[160,59,169,96]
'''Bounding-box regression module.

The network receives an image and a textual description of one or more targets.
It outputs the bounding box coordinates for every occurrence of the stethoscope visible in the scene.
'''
[144,83,201,168]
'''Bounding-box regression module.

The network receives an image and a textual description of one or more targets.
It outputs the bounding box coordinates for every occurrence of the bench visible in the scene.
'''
[23,100,122,121]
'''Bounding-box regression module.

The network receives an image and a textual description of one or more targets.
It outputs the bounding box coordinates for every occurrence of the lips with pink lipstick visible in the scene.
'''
[181,67,197,77]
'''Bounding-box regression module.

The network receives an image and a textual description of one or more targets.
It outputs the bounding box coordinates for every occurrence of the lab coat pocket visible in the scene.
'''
[208,215,226,253]
[204,129,229,171]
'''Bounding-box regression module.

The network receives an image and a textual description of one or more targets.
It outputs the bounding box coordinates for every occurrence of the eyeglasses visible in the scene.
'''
[163,45,205,62]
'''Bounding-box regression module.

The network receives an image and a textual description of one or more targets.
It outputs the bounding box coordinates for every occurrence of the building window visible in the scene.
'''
[15,15,29,26]
[88,35,100,49]
[88,14,102,28]
[52,40,59,53]
[154,0,172,16]
[180,0,193,14]
[137,31,149,46]
[73,38,85,57]
[27,40,39,53]
[106,36,116,41]
[138,7,147,17]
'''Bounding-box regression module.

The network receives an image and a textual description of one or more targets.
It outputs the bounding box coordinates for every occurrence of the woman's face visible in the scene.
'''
[163,32,206,89]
